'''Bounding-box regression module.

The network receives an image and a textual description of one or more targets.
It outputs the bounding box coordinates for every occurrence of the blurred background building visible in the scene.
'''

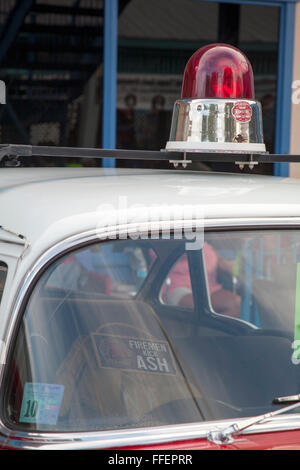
[0,0,298,175]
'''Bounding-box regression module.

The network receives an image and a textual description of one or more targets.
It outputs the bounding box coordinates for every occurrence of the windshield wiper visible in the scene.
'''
[207,396,300,445]
[272,394,300,405]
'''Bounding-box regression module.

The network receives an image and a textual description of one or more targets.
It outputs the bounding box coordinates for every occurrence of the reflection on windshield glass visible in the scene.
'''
[5,232,300,432]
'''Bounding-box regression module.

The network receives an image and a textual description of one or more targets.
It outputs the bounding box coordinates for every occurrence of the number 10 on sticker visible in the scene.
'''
[19,382,64,425]
[23,399,38,419]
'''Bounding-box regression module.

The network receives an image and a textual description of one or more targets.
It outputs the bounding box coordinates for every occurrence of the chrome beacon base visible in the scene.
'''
[165,98,266,155]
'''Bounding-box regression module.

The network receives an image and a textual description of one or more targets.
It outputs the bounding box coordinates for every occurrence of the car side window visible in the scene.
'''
[160,254,194,309]
[159,242,242,317]
[0,262,8,305]
[203,241,242,319]
[45,243,157,299]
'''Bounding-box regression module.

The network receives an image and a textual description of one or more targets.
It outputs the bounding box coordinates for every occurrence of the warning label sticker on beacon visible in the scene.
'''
[232,101,252,123]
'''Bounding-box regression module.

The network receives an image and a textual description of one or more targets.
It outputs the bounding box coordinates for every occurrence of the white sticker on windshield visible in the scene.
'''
[19,383,64,425]
[92,334,176,375]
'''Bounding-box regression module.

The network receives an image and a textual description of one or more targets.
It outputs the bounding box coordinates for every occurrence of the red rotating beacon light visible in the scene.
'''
[165,43,265,154]
[181,43,255,100]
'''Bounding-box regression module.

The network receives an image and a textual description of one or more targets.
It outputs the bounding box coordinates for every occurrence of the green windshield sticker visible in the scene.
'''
[19,383,64,425]
[293,264,300,362]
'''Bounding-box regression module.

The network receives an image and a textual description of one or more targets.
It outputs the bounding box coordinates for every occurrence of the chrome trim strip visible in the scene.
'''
[2,415,300,450]
[204,217,300,229]
[1,216,300,449]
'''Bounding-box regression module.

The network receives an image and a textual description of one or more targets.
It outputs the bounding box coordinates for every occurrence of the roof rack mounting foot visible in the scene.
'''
[235,154,259,170]
[169,152,192,169]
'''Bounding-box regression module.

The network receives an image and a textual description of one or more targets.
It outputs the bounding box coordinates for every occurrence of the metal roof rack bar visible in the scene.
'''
[1,144,300,166]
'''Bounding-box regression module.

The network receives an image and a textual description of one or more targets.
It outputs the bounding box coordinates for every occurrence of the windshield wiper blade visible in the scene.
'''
[207,398,300,445]
[273,394,300,405]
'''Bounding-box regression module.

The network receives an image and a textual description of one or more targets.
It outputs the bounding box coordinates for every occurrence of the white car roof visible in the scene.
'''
[0,167,299,249]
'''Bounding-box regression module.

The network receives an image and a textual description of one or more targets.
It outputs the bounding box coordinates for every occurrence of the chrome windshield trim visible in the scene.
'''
[1,414,300,450]
[204,217,300,229]
[1,216,300,449]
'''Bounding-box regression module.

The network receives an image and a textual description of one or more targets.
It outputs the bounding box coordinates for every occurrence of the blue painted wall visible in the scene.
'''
[274,2,296,176]
[102,0,118,168]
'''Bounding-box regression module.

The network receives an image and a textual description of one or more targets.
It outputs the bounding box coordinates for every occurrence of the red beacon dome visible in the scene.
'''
[181,43,255,100]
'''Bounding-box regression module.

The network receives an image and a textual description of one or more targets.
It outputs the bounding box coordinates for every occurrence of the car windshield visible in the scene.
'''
[5,230,300,432]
